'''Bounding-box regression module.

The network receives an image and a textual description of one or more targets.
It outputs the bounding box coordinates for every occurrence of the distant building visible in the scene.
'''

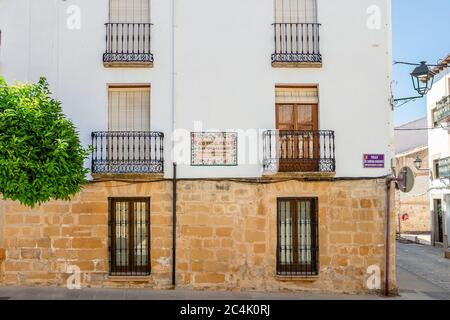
[395,118,430,235]
[427,53,450,258]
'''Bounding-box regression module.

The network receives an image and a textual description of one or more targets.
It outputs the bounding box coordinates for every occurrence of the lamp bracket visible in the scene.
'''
[393,95,424,103]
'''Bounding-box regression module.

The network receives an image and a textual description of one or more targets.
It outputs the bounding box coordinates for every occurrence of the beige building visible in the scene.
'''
[0,0,396,294]
[394,118,431,235]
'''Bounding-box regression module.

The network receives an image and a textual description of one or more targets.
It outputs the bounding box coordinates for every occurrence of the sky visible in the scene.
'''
[393,0,450,126]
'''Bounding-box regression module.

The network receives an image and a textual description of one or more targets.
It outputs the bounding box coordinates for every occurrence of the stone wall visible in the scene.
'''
[0,178,396,294]
[395,149,431,234]
[0,181,173,288]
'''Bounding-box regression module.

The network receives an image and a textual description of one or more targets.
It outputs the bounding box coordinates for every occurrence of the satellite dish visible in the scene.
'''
[396,167,415,193]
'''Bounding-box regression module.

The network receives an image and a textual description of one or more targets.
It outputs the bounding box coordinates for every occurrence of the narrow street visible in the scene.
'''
[397,241,450,299]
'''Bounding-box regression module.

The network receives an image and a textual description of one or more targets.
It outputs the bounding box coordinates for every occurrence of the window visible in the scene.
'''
[434,160,440,180]
[108,85,151,131]
[104,0,153,66]
[274,0,318,23]
[277,198,318,276]
[432,107,439,128]
[272,0,321,66]
[109,198,151,276]
[109,0,151,23]
[92,85,162,174]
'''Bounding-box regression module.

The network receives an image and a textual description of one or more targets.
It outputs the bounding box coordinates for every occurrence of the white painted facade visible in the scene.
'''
[427,68,450,251]
[0,0,393,179]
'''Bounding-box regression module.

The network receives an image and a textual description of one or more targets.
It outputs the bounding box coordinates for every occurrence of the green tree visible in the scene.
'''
[0,77,89,207]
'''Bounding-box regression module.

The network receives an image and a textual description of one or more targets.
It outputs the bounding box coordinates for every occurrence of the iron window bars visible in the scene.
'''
[273,0,320,64]
[103,23,154,65]
[91,131,164,174]
[109,198,151,276]
[263,130,335,173]
[277,198,319,276]
[272,22,322,64]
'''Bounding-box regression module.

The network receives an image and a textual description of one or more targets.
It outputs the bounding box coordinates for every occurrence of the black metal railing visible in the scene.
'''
[272,23,322,64]
[263,130,335,173]
[103,23,154,64]
[92,131,164,174]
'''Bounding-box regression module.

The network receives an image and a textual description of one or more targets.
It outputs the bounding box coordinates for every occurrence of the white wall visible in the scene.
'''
[427,70,450,247]
[0,0,174,176]
[0,0,393,179]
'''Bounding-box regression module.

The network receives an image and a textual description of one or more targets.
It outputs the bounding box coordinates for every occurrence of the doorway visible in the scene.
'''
[275,103,319,172]
[433,199,444,245]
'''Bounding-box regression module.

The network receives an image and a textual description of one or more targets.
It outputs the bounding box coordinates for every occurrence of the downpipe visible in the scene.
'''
[171,0,177,288]
[385,177,392,296]
[172,163,177,287]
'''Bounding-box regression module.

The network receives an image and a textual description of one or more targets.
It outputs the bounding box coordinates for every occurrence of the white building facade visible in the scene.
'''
[427,55,450,258]
[0,0,396,293]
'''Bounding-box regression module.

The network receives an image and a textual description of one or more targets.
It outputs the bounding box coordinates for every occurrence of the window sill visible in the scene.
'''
[108,276,152,282]
[92,173,164,182]
[275,275,319,281]
[103,62,154,68]
[262,171,336,180]
[272,61,322,68]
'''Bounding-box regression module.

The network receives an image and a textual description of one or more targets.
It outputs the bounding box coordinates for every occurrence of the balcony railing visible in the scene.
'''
[92,131,164,174]
[263,130,335,173]
[103,23,154,66]
[439,157,450,178]
[272,23,322,66]
[433,95,450,124]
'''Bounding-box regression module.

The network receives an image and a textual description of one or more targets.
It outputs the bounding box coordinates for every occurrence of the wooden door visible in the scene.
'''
[276,104,319,172]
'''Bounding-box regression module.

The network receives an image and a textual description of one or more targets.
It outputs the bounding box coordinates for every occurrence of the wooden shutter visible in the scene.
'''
[109,0,151,23]
[274,0,317,23]
[276,86,319,104]
[108,86,151,132]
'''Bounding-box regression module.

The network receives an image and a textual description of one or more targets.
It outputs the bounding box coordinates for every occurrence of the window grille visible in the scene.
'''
[109,198,151,276]
[277,198,319,276]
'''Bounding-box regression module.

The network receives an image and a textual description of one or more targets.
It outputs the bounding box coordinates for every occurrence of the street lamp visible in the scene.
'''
[394,61,437,105]
[410,61,436,96]
[413,156,423,171]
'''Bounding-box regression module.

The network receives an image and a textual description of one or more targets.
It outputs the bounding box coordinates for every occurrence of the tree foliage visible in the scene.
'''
[0,77,89,207]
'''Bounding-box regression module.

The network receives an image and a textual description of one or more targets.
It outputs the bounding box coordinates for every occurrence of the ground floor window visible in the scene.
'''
[109,198,151,276]
[277,198,319,276]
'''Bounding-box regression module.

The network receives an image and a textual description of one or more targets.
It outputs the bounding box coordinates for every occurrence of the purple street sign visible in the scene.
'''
[363,154,385,168]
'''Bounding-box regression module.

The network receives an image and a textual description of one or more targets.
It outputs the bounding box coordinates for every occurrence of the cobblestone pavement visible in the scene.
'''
[397,242,450,300]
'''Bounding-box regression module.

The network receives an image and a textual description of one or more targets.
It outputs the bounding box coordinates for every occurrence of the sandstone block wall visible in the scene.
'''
[395,150,431,234]
[0,178,396,294]
[394,200,431,234]
[0,182,173,288]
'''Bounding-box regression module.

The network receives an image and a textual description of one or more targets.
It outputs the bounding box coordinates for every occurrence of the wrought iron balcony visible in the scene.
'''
[272,23,322,67]
[263,130,335,173]
[103,23,154,67]
[433,95,450,124]
[439,157,450,178]
[91,131,164,174]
